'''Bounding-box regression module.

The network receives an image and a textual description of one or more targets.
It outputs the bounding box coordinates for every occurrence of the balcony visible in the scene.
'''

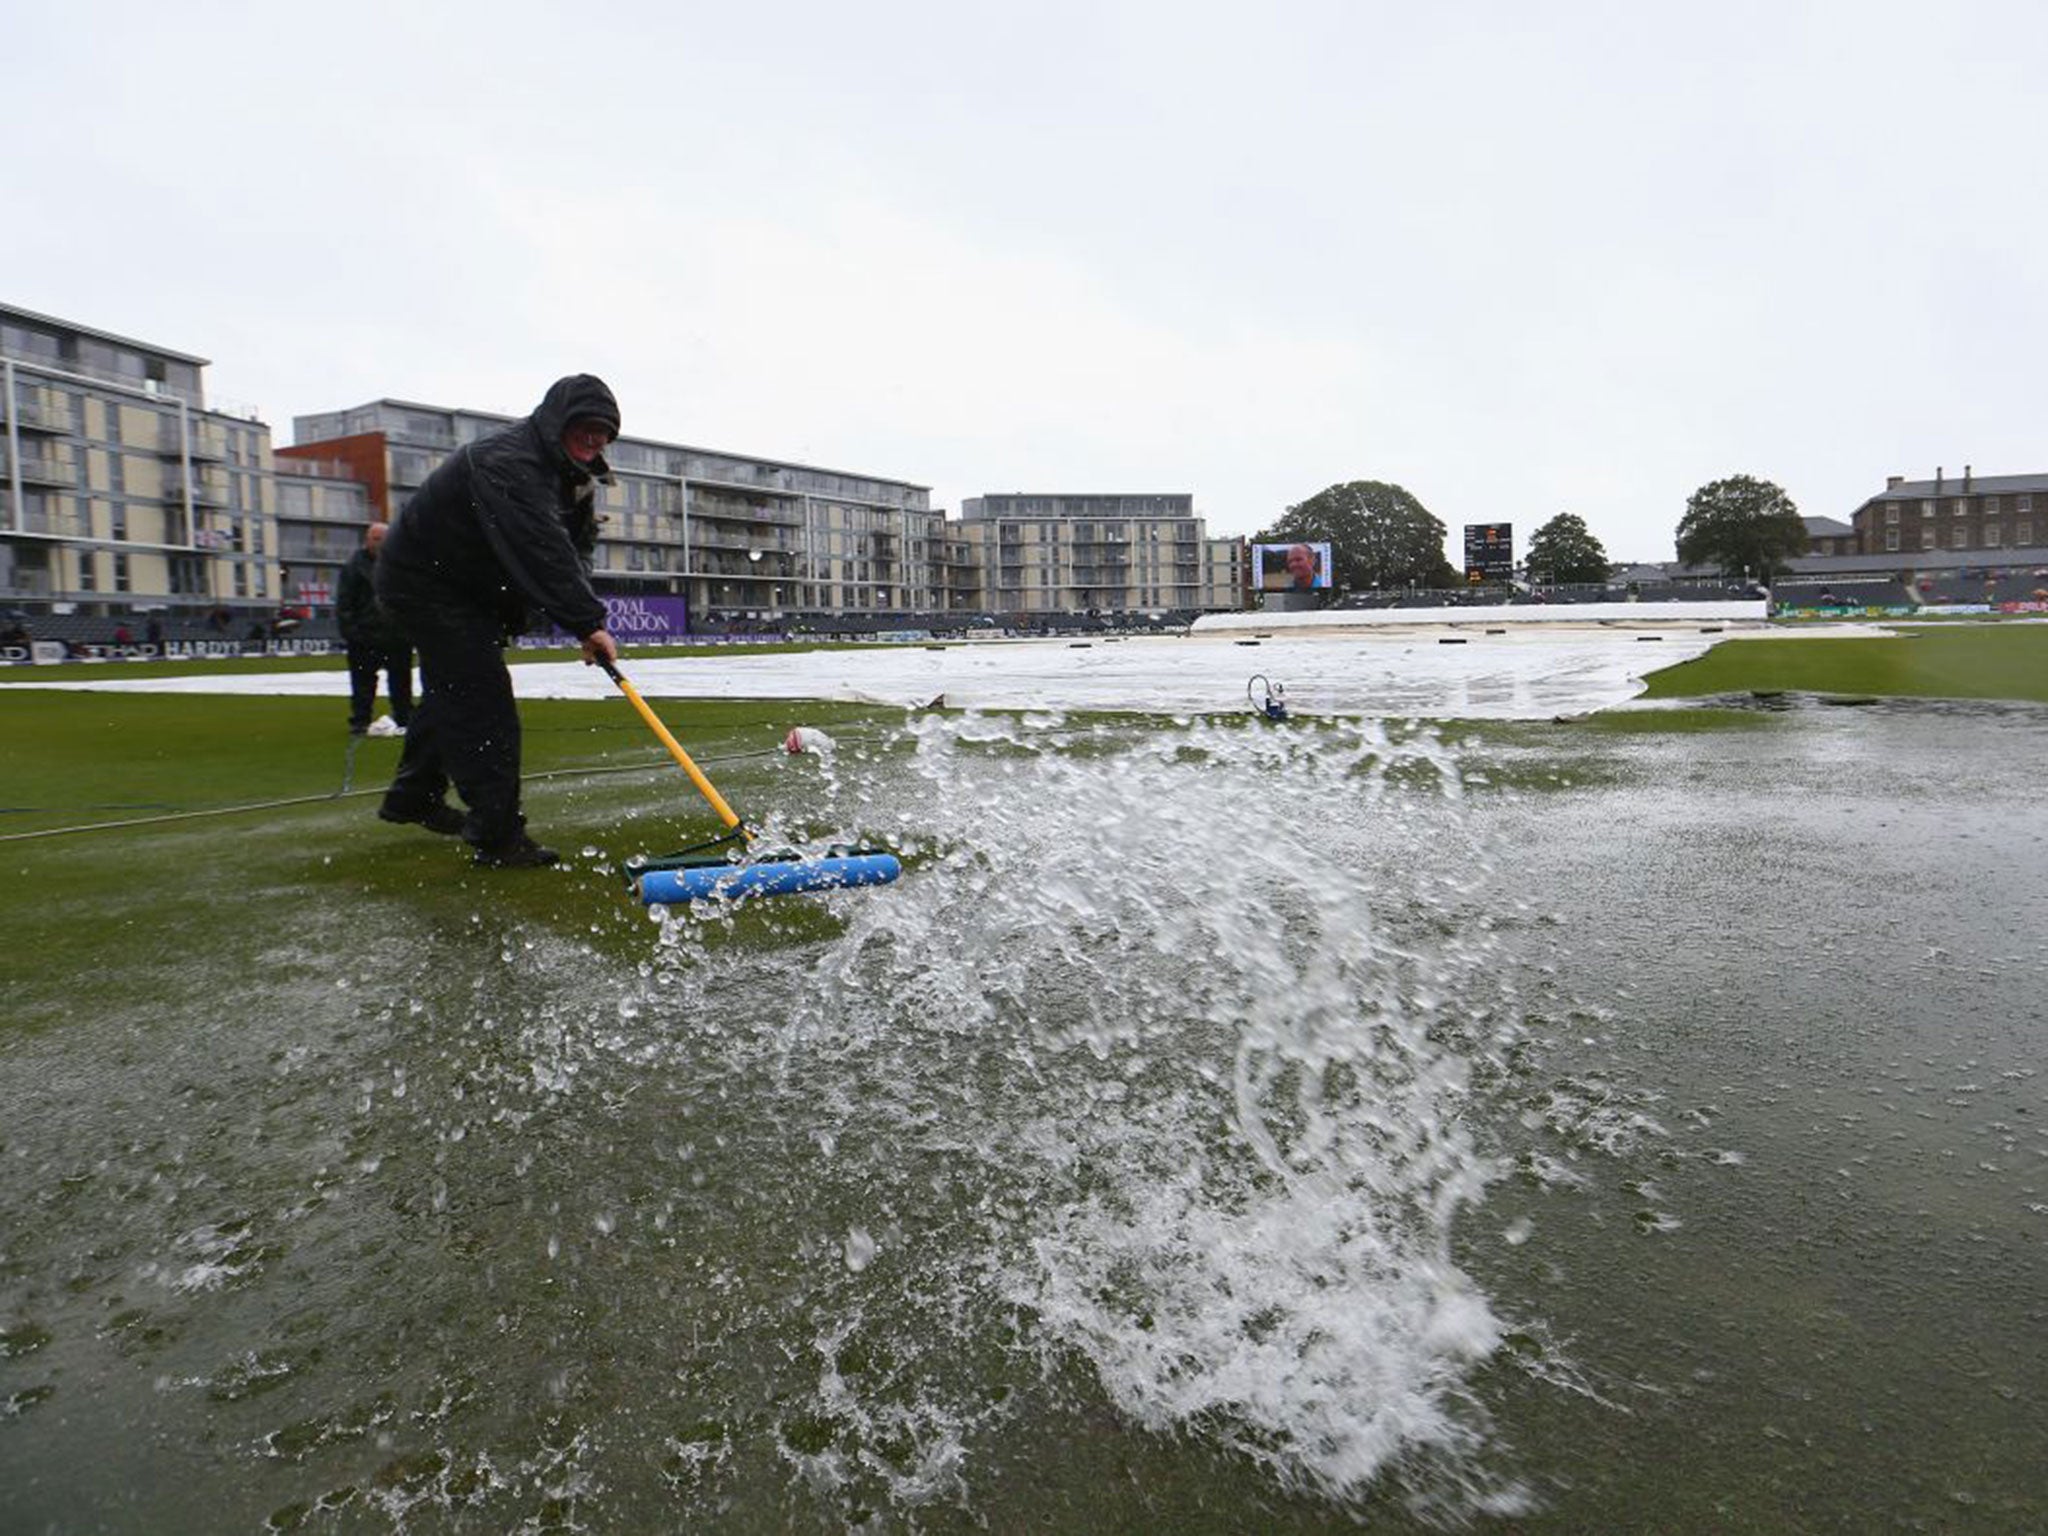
[3,392,74,434]
[692,502,805,531]
[689,526,805,556]
[1,450,78,487]
[273,456,354,480]
[155,421,230,460]
[14,509,93,538]
[278,531,361,563]
[0,349,207,406]
[164,474,230,507]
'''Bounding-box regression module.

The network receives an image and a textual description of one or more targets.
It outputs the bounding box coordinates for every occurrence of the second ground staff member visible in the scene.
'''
[374,374,621,868]
[336,520,413,736]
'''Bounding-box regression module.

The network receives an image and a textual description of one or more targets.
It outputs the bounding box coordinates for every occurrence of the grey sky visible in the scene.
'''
[7,0,2043,559]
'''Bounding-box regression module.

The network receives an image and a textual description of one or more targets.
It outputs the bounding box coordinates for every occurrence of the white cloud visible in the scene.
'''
[8,0,2048,557]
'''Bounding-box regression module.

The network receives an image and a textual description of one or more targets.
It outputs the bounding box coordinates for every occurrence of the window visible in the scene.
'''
[78,550,97,591]
[1924,499,1938,518]
[113,553,130,592]
[2020,521,2033,545]
[1952,526,1969,549]
[1985,497,2000,513]
[1955,499,1968,517]
[1885,503,1900,524]
[1885,527,1901,551]
[1921,527,1936,550]
[1984,523,2001,547]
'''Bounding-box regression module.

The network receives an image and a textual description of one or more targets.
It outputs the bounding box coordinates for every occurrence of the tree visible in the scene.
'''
[1524,512,1611,585]
[1256,481,1457,592]
[1675,475,1807,579]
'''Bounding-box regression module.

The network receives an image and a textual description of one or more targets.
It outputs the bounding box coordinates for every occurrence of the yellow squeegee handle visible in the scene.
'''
[599,659,750,838]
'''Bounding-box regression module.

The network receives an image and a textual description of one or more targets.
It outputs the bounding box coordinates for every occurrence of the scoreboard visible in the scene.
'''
[1463,523,1513,583]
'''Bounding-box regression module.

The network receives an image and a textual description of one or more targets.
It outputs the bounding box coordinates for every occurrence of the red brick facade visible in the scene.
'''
[277,432,393,518]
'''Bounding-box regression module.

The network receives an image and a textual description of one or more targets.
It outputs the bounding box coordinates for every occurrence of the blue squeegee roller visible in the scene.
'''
[637,852,902,905]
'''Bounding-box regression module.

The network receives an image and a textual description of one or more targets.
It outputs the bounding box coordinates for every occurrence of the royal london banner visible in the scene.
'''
[595,595,691,640]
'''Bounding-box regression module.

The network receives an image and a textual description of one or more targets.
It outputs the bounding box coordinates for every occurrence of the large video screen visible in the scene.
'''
[1254,541,1333,591]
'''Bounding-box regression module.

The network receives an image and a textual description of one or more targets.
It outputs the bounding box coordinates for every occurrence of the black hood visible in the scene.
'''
[531,375,621,469]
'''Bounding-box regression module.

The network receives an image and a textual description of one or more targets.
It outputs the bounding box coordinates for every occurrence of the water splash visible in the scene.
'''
[651,711,1536,1513]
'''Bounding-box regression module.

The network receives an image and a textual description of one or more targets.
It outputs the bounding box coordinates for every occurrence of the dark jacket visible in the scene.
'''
[336,547,409,650]
[375,375,618,638]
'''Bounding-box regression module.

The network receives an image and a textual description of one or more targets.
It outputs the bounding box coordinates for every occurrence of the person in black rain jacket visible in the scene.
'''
[374,374,621,867]
[336,520,414,735]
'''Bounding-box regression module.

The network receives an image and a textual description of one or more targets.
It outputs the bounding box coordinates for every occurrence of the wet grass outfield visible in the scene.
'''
[1,626,2043,1532]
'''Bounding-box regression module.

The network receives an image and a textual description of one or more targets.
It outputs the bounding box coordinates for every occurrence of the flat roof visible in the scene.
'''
[301,397,930,492]
[0,302,209,368]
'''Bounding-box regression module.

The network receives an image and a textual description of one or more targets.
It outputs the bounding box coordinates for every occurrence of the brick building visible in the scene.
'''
[1849,466,2047,558]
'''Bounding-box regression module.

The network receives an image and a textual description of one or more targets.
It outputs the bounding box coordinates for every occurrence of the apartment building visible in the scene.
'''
[1850,466,2048,558]
[0,303,303,616]
[286,400,944,619]
[958,493,1244,614]
[271,457,374,608]
[4,299,1251,627]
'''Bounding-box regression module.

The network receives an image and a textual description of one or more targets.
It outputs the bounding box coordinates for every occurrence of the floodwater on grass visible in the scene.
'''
[1,702,2045,1533]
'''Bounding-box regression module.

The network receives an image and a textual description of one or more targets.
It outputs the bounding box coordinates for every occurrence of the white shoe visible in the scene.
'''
[366,716,403,738]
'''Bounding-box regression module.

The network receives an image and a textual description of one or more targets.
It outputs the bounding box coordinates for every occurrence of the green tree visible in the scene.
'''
[1525,512,1611,585]
[1256,481,1456,593]
[1675,475,1807,579]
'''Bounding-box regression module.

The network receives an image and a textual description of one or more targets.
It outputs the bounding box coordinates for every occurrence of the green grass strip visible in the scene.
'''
[1641,623,2048,704]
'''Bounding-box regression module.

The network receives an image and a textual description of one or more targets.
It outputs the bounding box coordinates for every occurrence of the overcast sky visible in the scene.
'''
[6,1,2043,559]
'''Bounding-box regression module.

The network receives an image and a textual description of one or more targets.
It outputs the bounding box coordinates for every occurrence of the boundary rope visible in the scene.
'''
[0,735,897,845]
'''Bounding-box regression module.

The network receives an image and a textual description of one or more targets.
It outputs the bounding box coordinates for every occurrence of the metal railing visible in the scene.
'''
[14,510,93,538]
[272,456,355,480]
[3,391,75,433]
[0,347,207,407]
[0,450,77,486]
[156,421,230,459]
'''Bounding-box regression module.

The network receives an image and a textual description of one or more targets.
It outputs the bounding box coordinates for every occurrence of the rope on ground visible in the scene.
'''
[0,731,905,844]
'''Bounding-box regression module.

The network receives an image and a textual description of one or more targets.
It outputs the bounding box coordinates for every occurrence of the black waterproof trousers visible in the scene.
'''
[379,601,524,849]
[346,642,414,731]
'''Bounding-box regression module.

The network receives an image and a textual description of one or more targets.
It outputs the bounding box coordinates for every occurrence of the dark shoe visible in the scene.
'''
[472,833,560,869]
[379,801,466,836]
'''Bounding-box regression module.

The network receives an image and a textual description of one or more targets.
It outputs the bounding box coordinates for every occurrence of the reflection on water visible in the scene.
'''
[1,705,2044,1532]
